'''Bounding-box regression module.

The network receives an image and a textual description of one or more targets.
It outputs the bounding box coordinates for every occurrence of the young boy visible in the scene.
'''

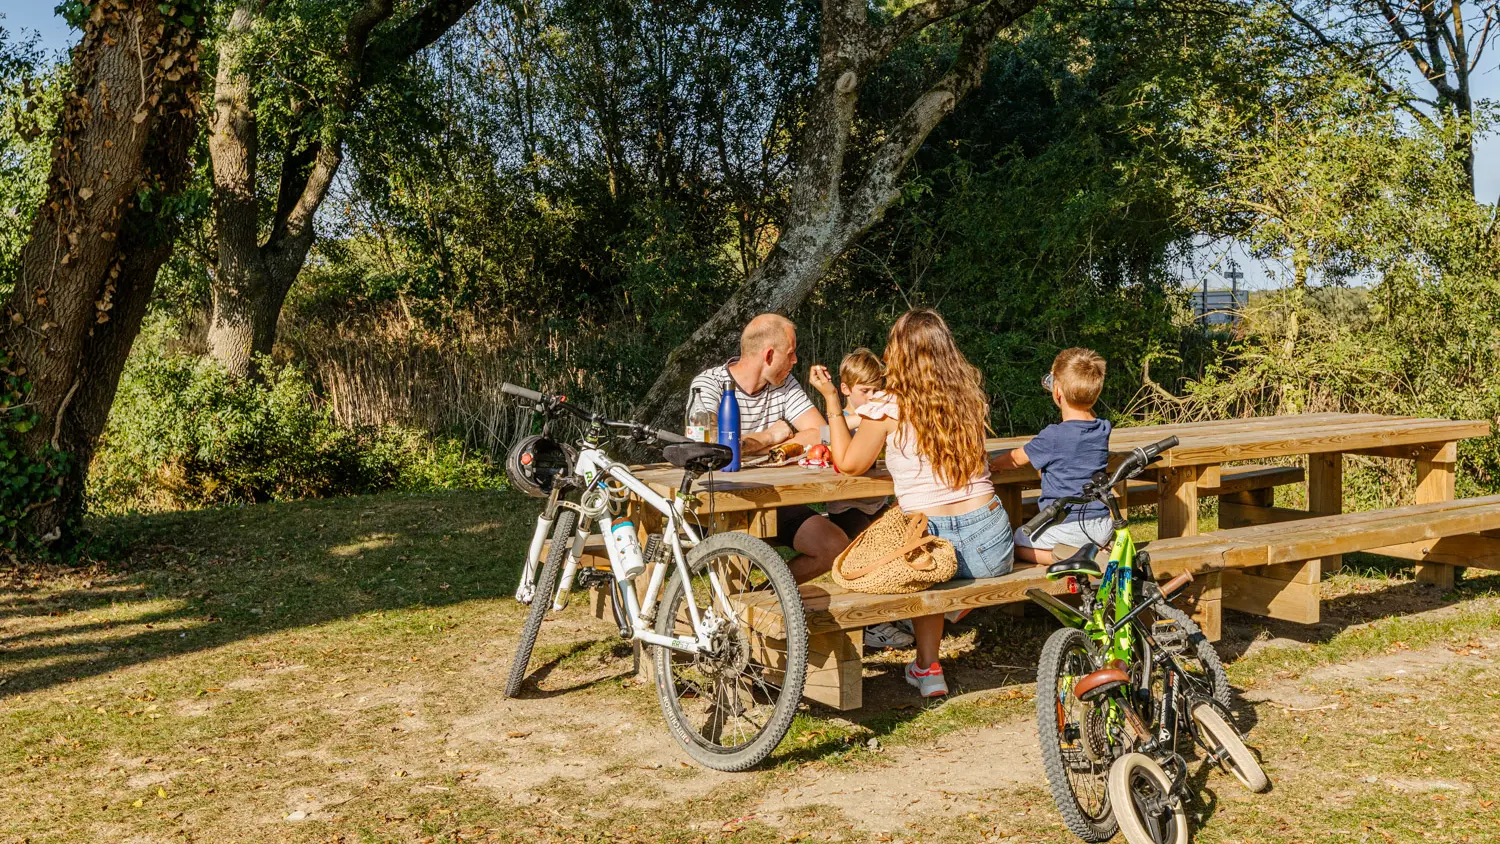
[990,348,1112,563]
[825,349,911,650]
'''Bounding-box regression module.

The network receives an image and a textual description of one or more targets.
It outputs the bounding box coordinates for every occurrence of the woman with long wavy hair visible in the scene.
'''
[811,308,1014,698]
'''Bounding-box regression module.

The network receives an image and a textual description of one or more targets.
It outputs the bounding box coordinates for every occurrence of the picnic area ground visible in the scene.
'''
[4,489,1500,843]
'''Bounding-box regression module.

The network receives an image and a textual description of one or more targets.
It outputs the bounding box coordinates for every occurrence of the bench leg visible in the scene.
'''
[1414,444,1458,590]
[1219,486,1322,625]
[1309,452,1343,574]
[1181,571,1222,642]
[803,630,863,711]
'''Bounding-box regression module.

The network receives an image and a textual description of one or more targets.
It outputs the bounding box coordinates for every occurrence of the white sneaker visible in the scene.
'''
[905,661,948,698]
[864,621,915,649]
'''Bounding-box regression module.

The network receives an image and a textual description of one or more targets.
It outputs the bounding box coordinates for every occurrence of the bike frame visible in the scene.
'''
[514,440,741,657]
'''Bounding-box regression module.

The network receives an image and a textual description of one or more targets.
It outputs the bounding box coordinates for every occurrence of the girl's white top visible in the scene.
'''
[857,392,992,512]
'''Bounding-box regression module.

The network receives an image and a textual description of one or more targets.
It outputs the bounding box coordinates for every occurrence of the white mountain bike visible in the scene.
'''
[499,383,808,771]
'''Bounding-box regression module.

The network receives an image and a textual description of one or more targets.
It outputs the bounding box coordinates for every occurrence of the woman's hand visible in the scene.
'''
[808,364,838,399]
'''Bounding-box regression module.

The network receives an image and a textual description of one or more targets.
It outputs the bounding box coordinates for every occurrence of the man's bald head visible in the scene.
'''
[741,313,796,358]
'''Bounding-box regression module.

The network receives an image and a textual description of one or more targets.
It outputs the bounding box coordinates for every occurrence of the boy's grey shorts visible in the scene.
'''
[1015,515,1114,551]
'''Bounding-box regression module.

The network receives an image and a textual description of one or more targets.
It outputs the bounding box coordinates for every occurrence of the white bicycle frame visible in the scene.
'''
[514,442,742,655]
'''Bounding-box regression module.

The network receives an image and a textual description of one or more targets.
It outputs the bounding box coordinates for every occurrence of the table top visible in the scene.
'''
[634,413,1490,512]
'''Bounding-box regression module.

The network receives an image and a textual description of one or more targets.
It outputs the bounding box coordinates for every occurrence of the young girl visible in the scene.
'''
[825,348,891,540]
[825,349,909,651]
[810,310,1014,698]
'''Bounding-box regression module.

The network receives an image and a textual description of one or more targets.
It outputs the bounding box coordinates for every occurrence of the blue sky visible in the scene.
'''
[5,3,1495,291]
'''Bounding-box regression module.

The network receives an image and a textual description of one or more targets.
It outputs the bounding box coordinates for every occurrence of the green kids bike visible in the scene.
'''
[1021,436,1270,844]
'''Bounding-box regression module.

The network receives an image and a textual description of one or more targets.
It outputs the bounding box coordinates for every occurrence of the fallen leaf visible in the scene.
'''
[507,731,531,739]
[157,787,167,798]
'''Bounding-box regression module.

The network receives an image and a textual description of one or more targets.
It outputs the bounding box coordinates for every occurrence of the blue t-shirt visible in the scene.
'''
[1024,418,1112,521]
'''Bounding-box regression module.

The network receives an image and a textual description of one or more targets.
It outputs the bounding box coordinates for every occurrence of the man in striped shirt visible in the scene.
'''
[686,314,845,582]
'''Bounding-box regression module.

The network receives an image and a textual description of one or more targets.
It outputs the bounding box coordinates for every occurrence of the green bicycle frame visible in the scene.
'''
[1087,526,1138,664]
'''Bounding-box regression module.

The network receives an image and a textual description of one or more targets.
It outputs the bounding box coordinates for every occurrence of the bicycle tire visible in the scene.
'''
[1107,752,1190,844]
[653,531,807,772]
[1036,626,1117,842]
[1148,599,1231,710]
[1191,703,1270,793]
[503,508,578,699]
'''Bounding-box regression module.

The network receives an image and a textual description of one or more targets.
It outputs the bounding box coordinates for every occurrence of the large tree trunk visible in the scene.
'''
[206,0,478,378]
[633,0,1038,427]
[1,0,203,545]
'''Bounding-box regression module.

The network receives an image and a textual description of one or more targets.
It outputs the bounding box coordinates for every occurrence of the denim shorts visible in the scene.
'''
[1013,515,1114,551]
[924,497,1015,580]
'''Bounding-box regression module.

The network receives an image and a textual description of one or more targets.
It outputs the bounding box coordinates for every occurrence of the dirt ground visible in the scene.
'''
[5,493,1500,842]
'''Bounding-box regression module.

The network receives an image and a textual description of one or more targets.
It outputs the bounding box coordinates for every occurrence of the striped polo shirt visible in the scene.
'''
[686,359,816,434]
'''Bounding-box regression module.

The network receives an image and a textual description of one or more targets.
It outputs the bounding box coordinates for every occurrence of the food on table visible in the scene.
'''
[768,442,805,463]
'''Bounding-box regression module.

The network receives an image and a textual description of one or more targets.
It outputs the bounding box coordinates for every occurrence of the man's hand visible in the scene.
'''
[742,419,795,455]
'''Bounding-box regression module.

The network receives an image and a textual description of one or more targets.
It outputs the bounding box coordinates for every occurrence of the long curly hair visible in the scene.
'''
[883,309,989,490]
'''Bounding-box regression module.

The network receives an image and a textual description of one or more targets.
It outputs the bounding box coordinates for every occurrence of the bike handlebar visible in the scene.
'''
[500,382,544,402]
[502,382,687,445]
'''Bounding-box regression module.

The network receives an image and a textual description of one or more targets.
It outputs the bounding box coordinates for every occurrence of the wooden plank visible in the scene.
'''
[1349,441,1460,462]
[1264,496,1500,565]
[1159,418,1488,468]
[1157,465,1200,538]
[1414,443,1459,589]
[734,564,1072,636]
[1198,464,1222,488]
[1367,533,1500,571]
[1309,451,1344,573]
[1222,568,1320,624]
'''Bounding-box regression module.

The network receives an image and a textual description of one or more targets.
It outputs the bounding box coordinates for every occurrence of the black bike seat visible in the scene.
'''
[663,442,734,473]
[1045,543,1103,580]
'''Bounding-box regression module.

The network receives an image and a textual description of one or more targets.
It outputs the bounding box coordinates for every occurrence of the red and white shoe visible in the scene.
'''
[905,661,948,698]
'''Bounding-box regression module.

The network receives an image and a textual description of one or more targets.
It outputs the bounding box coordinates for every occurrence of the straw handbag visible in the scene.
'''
[831,507,958,594]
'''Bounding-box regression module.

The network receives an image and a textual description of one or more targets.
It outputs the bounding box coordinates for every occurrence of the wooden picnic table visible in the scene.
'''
[632,412,1490,639]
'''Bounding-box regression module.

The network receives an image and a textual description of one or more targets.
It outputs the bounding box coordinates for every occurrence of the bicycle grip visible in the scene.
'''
[1142,436,1179,463]
[1021,502,1062,538]
[655,429,691,444]
[502,382,544,402]
[1160,570,1193,600]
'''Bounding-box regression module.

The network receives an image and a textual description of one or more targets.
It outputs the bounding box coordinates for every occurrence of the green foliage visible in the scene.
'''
[1,347,71,554]
[0,25,58,300]
[89,329,505,515]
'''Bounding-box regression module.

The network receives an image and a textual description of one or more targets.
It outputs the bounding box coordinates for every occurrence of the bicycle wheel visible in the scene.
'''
[1191,703,1270,793]
[1036,626,1116,842]
[1146,598,1230,709]
[1107,753,1190,844]
[503,508,578,699]
[653,531,806,772]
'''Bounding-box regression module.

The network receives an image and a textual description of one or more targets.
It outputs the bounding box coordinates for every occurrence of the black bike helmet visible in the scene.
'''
[506,435,574,498]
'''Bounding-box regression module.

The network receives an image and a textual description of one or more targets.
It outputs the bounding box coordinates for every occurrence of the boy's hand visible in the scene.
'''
[808,364,837,398]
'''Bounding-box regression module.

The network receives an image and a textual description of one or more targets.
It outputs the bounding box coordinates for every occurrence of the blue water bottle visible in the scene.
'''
[717,380,741,471]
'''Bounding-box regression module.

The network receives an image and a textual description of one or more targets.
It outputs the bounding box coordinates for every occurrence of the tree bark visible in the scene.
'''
[1,0,203,544]
[206,0,477,378]
[633,0,1038,427]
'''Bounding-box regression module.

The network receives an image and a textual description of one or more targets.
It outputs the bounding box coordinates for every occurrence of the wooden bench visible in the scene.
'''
[735,494,1500,710]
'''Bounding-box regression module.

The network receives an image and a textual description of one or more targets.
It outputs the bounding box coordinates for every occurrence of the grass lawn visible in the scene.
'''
[3,489,1500,842]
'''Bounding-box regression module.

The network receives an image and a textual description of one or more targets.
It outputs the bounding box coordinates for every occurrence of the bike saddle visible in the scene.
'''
[663,442,734,473]
[1044,543,1103,580]
[1073,666,1131,702]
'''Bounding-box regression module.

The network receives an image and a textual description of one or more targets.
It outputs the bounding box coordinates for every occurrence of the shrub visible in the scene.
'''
[89,345,504,515]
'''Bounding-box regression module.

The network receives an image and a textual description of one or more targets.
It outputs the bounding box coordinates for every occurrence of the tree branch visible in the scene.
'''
[360,0,481,88]
[874,0,991,58]
[847,0,1036,227]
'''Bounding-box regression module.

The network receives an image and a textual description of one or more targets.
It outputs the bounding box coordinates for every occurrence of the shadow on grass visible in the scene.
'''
[0,489,544,699]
